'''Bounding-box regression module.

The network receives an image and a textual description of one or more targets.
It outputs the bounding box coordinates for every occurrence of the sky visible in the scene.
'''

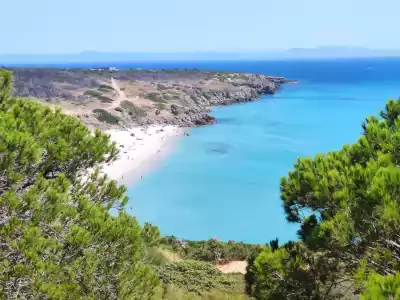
[3,0,400,54]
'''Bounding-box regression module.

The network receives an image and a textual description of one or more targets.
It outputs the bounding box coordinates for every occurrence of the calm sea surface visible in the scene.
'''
[16,59,400,243]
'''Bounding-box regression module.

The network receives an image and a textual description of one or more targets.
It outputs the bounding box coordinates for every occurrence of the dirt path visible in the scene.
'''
[110,77,126,108]
[217,260,248,274]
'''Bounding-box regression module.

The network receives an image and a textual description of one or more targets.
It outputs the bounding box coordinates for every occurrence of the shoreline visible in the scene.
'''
[100,125,184,184]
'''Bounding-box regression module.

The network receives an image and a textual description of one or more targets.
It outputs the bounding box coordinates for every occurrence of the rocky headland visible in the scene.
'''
[8,68,295,128]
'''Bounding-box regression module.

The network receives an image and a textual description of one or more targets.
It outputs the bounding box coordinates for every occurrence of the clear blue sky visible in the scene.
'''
[3,0,399,54]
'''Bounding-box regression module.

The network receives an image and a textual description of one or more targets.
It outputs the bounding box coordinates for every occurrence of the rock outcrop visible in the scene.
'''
[8,68,294,128]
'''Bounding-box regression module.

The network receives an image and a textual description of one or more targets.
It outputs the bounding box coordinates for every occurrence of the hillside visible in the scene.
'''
[8,68,291,129]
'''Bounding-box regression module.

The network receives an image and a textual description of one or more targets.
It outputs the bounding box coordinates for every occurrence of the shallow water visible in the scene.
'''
[120,59,400,243]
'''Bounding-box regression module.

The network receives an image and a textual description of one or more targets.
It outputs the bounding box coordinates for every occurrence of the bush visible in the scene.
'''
[98,84,114,90]
[154,260,240,295]
[97,95,114,103]
[145,92,166,103]
[84,89,102,97]
[161,237,263,264]
[155,102,166,110]
[160,285,249,300]
[84,89,114,103]
[121,100,147,118]
[93,108,121,124]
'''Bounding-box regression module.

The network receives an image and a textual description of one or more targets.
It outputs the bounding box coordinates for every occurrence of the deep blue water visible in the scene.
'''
[14,59,400,244]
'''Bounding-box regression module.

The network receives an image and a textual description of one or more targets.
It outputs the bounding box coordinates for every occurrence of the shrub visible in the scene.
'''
[163,94,173,101]
[155,102,166,110]
[145,92,166,103]
[161,237,263,264]
[93,108,121,124]
[84,89,102,97]
[98,87,113,93]
[121,100,147,118]
[99,84,114,90]
[84,90,114,103]
[154,261,240,295]
[96,95,113,103]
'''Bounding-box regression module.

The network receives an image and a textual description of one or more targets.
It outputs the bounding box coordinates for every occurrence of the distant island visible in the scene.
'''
[2,47,400,64]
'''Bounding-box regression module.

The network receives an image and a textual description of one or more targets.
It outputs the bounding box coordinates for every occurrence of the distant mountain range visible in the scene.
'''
[1,47,400,64]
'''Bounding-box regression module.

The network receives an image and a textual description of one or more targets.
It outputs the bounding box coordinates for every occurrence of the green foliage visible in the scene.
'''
[161,93,179,101]
[121,100,147,118]
[93,108,121,124]
[141,222,161,246]
[361,272,400,300]
[0,71,161,299]
[96,95,114,103]
[155,102,166,110]
[142,247,170,267]
[154,260,242,296]
[84,89,102,97]
[98,84,114,91]
[0,69,12,103]
[145,92,167,103]
[248,98,400,299]
[160,284,250,300]
[161,237,262,264]
[84,90,114,103]
[253,243,345,300]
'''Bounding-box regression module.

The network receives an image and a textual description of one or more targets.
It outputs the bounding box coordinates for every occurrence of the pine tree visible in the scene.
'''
[0,70,161,299]
[277,98,400,298]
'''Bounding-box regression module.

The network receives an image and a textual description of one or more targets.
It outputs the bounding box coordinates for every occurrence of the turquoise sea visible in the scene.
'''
[121,59,400,244]
[16,59,400,244]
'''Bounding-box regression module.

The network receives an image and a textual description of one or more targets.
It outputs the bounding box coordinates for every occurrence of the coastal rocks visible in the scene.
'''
[138,75,288,127]
[170,104,185,116]
[10,68,294,129]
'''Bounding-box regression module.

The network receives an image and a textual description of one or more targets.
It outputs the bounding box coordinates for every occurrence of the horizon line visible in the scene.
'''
[3,47,400,56]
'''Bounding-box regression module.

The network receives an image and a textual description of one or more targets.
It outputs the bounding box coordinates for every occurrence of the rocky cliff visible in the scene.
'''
[8,68,294,128]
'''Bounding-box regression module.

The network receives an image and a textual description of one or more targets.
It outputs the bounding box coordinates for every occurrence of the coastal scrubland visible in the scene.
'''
[8,68,288,129]
[1,68,400,299]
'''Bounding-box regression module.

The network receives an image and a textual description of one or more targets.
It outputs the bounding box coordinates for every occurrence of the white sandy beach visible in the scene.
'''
[100,125,183,183]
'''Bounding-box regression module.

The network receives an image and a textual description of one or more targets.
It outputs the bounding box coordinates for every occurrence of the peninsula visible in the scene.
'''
[9,68,292,128]
[8,68,294,181]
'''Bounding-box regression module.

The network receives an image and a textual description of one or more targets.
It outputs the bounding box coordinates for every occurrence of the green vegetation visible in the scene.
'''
[97,95,114,103]
[0,70,159,299]
[155,102,166,110]
[246,98,400,299]
[154,260,243,295]
[121,100,147,118]
[84,89,114,103]
[161,237,262,264]
[3,67,400,299]
[93,108,121,124]
[145,92,167,103]
[84,89,102,97]
[98,84,114,90]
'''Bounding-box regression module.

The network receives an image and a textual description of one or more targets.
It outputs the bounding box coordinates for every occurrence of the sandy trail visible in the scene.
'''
[217,261,248,274]
[110,77,126,109]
